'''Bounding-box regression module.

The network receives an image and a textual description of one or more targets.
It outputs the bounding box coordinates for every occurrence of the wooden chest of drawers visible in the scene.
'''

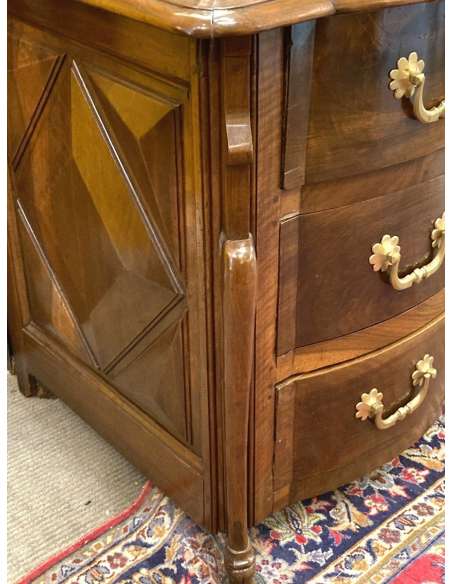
[7,0,444,580]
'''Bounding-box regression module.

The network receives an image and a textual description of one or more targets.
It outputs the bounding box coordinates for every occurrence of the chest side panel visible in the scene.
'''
[8,14,212,525]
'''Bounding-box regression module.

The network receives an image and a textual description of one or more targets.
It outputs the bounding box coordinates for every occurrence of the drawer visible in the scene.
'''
[282,1,445,188]
[277,175,444,354]
[273,316,444,508]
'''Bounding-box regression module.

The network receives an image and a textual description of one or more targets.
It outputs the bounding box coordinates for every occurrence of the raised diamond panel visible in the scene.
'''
[15,61,183,369]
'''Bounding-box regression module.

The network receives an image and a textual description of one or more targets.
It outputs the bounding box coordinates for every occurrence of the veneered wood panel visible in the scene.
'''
[253,28,285,524]
[281,21,315,190]
[281,149,445,217]
[8,20,206,455]
[109,322,189,442]
[277,291,444,378]
[9,1,193,81]
[7,31,62,160]
[86,69,185,262]
[305,1,444,183]
[278,175,445,353]
[273,383,295,500]
[23,322,206,526]
[16,206,95,367]
[14,61,183,369]
[274,316,444,508]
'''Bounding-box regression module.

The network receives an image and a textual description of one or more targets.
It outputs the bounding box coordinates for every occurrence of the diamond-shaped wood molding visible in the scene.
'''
[12,56,187,377]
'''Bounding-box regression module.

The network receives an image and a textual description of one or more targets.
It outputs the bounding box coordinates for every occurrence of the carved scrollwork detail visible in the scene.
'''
[389,52,445,124]
[355,354,437,430]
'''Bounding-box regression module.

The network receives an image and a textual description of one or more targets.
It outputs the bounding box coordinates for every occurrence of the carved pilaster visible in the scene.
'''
[223,238,257,582]
[220,36,256,583]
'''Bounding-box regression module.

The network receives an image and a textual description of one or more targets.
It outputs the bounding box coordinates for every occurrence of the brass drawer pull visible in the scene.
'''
[356,354,437,430]
[389,52,445,124]
[369,213,445,291]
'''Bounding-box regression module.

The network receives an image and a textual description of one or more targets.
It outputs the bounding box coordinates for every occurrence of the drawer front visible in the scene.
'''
[277,175,444,354]
[282,0,444,189]
[273,316,444,508]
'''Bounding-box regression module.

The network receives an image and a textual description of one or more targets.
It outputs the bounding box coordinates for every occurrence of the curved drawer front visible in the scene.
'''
[282,0,444,189]
[277,175,444,354]
[307,1,444,183]
[273,316,444,509]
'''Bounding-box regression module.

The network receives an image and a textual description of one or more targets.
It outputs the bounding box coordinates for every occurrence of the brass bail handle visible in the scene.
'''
[369,213,445,291]
[389,52,445,124]
[355,354,437,430]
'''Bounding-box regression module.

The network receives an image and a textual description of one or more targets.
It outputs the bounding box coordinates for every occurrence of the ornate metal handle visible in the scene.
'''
[369,213,445,291]
[389,52,445,124]
[356,354,436,430]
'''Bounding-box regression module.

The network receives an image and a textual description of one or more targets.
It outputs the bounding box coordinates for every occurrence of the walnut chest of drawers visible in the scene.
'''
[7,0,445,580]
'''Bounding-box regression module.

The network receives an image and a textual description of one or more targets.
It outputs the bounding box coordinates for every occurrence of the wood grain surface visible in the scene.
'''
[10,0,441,38]
[252,28,284,524]
[277,291,444,378]
[278,176,445,353]
[305,2,444,184]
[274,316,445,509]
[8,15,214,528]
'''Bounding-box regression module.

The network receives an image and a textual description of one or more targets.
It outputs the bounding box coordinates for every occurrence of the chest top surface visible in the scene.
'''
[47,0,439,36]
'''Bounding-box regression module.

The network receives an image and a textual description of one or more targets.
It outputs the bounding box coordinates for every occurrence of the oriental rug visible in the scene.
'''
[18,417,445,584]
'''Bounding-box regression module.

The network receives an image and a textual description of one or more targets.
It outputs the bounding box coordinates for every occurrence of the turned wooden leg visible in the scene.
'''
[222,237,257,583]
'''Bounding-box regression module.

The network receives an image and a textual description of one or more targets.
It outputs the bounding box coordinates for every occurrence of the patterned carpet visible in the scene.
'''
[18,418,444,584]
